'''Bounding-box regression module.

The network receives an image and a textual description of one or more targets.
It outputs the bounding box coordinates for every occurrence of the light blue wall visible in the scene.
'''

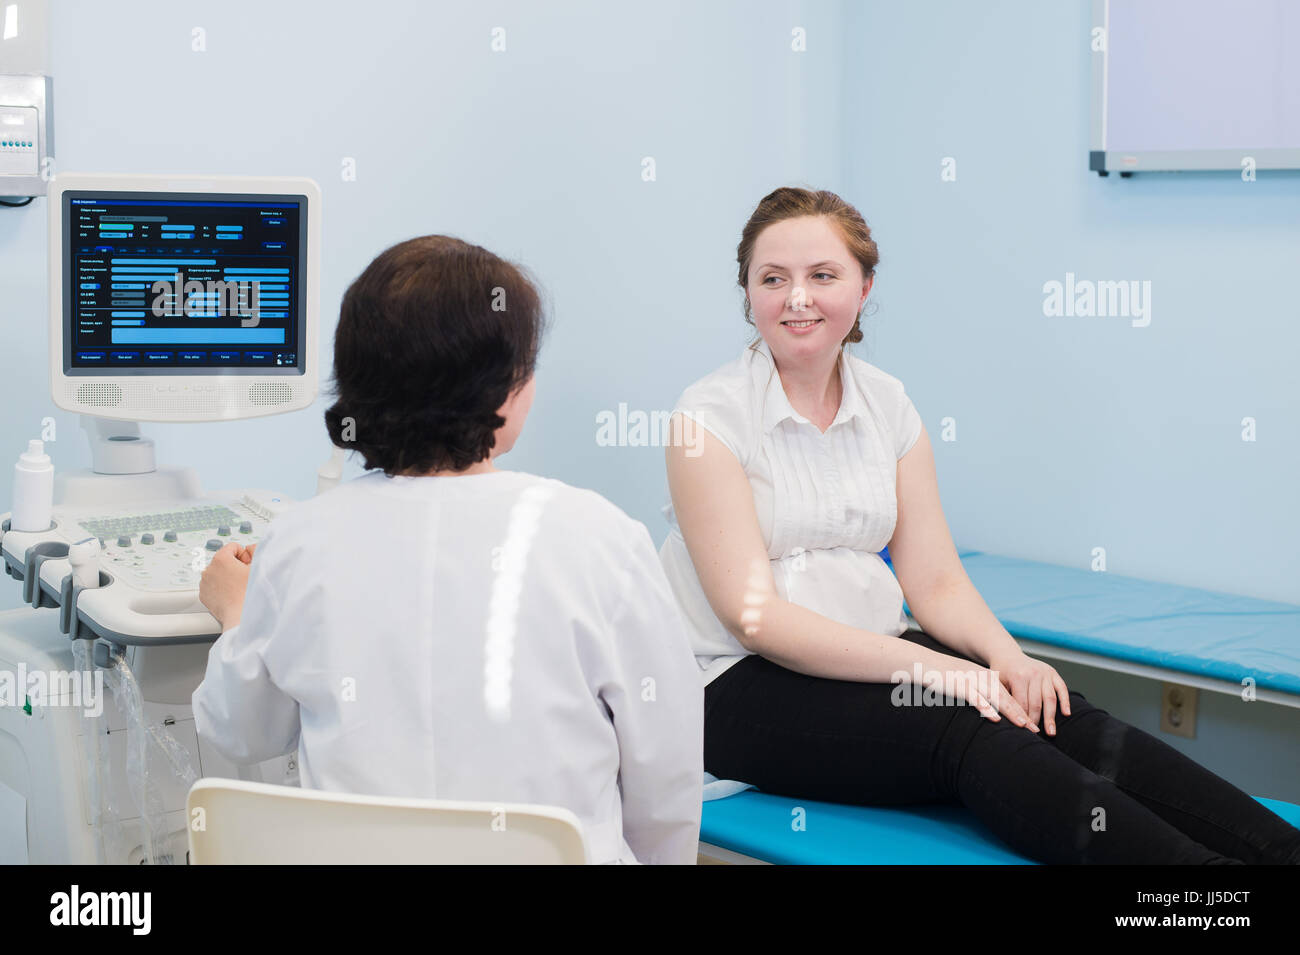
[2,0,1295,613]
[0,0,846,612]
[841,0,1298,602]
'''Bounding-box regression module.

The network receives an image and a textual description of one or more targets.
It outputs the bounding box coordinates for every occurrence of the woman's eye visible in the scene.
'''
[814,272,834,280]
[762,276,782,285]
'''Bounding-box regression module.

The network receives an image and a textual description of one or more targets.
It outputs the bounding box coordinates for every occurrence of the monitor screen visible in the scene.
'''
[60,190,309,376]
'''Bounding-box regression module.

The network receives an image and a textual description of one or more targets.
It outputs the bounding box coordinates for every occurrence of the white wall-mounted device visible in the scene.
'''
[0,74,52,196]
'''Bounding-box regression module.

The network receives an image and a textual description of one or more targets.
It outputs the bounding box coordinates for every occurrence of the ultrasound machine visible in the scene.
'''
[0,172,322,863]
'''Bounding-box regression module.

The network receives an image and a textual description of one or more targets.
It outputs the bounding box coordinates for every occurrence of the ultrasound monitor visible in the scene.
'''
[48,173,321,422]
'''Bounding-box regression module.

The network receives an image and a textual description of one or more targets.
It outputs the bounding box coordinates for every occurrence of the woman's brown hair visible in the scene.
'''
[736,186,879,347]
[323,235,546,476]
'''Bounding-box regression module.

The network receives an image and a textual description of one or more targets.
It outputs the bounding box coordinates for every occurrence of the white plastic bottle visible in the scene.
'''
[11,439,54,532]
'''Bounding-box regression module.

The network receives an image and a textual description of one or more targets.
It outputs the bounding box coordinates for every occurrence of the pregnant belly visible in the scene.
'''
[774,546,906,633]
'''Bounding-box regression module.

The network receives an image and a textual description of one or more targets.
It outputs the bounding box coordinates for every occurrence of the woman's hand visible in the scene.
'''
[937,657,1035,730]
[199,542,256,631]
[985,649,1071,736]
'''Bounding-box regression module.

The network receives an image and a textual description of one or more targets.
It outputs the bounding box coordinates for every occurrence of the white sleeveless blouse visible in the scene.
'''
[659,338,924,685]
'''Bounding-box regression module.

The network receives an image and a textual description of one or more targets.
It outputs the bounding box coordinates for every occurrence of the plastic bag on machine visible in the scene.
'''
[103,653,199,865]
[72,638,126,865]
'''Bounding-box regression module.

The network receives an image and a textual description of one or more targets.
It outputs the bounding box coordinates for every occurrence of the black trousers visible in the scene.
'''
[703,629,1300,864]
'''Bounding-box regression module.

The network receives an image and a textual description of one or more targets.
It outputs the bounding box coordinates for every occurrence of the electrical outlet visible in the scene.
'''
[1160,682,1198,739]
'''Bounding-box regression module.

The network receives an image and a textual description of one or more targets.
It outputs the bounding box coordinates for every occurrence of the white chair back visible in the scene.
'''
[186,778,590,864]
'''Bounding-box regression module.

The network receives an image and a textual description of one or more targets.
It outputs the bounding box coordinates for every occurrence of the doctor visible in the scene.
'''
[193,235,703,865]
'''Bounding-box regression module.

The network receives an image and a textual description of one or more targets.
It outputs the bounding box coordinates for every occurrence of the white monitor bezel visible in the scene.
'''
[48,172,321,422]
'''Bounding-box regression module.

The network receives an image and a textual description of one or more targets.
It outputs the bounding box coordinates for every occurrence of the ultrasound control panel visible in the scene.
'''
[1,490,294,645]
[71,496,282,591]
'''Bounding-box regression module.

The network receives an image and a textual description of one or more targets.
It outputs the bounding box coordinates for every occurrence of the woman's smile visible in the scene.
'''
[781,317,824,333]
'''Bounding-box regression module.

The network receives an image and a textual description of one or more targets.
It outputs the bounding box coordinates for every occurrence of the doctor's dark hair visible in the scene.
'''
[736,186,879,347]
[323,235,546,476]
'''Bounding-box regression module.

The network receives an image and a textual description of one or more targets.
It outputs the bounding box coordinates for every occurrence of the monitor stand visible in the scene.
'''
[54,415,200,508]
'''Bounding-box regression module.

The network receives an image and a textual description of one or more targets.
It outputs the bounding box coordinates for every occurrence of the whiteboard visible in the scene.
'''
[1090,0,1300,173]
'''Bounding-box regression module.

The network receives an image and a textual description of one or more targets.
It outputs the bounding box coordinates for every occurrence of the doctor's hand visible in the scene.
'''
[985,649,1071,737]
[199,541,254,632]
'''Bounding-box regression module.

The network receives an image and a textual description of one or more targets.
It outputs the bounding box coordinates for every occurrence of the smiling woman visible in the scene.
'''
[657,185,1300,865]
[738,188,877,350]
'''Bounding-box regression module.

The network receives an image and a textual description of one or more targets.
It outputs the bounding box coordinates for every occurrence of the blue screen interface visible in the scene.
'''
[64,193,305,374]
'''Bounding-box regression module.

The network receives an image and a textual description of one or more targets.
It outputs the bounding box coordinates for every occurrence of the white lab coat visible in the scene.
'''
[192,469,703,864]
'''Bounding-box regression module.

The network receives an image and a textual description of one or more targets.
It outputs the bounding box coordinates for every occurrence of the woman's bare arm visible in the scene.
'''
[887,426,1023,665]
